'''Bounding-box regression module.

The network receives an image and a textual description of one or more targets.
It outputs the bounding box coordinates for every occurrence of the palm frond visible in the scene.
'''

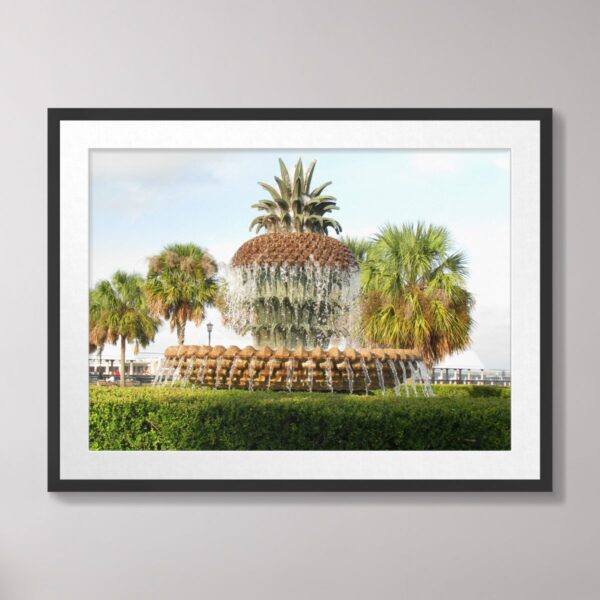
[143,243,220,344]
[359,222,473,365]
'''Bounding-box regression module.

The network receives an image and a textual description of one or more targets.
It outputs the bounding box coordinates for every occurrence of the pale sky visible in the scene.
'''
[90,149,510,368]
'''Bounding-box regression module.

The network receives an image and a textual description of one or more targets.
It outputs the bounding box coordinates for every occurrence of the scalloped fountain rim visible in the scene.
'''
[155,345,434,396]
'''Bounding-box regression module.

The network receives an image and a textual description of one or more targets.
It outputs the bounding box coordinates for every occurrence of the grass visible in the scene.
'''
[89,385,511,451]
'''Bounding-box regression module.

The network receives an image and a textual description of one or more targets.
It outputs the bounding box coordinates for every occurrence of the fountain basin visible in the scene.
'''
[157,345,433,396]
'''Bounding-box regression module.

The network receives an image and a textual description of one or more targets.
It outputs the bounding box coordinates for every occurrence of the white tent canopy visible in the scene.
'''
[434,350,485,370]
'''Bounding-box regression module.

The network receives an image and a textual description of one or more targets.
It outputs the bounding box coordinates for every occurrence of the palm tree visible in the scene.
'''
[145,243,218,345]
[249,158,342,235]
[89,271,159,387]
[360,223,474,367]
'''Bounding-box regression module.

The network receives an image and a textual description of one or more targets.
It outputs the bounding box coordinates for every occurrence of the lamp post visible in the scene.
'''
[206,322,213,346]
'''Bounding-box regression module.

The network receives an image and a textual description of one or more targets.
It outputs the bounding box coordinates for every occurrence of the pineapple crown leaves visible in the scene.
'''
[250,158,342,236]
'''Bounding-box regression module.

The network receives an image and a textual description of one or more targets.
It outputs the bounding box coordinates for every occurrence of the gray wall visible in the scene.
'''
[1,1,597,598]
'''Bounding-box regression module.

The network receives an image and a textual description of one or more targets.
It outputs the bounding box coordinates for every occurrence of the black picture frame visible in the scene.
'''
[48,108,552,492]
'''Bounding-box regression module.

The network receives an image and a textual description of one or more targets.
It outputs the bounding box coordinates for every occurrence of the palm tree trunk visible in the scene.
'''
[177,320,186,345]
[119,336,126,387]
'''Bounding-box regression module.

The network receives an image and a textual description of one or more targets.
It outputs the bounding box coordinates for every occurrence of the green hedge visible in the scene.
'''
[429,384,511,398]
[89,387,510,451]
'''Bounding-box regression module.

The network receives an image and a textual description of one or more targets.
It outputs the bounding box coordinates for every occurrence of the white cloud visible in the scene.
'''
[449,222,510,368]
[206,240,245,264]
[91,150,219,179]
[410,151,462,174]
[490,153,510,171]
[450,222,510,311]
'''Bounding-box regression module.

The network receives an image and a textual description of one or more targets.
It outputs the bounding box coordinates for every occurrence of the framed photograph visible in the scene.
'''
[48,108,552,492]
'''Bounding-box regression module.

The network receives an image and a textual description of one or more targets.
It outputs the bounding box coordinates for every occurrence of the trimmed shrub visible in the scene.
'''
[89,387,510,451]
[429,384,511,399]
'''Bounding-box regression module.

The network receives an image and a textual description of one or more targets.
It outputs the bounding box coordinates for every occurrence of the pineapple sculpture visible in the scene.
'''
[226,159,360,349]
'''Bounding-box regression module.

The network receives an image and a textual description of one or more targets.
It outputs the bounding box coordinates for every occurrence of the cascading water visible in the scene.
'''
[267,358,277,390]
[166,347,184,386]
[360,356,371,395]
[225,262,360,349]
[386,359,401,396]
[398,360,410,397]
[324,358,334,393]
[305,360,315,393]
[285,358,295,392]
[170,358,184,387]
[417,361,435,397]
[198,357,208,385]
[408,361,419,396]
[158,345,427,396]
[374,358,385,394]
[415,361,427,396]
[180,357,195,386]
[227,358,240,390]
[247,358,257,392]
[413,360,425,395]
[152,358,165,386]
[214,356,223,389]
[343,358,354,394]
[159,362,173,385]
[225,233,360,350]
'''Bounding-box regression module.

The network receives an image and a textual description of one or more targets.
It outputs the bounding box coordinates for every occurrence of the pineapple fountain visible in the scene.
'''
[155,159,433,396]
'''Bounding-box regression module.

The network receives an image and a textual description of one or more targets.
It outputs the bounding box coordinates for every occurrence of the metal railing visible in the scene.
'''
[432,368,511,387]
